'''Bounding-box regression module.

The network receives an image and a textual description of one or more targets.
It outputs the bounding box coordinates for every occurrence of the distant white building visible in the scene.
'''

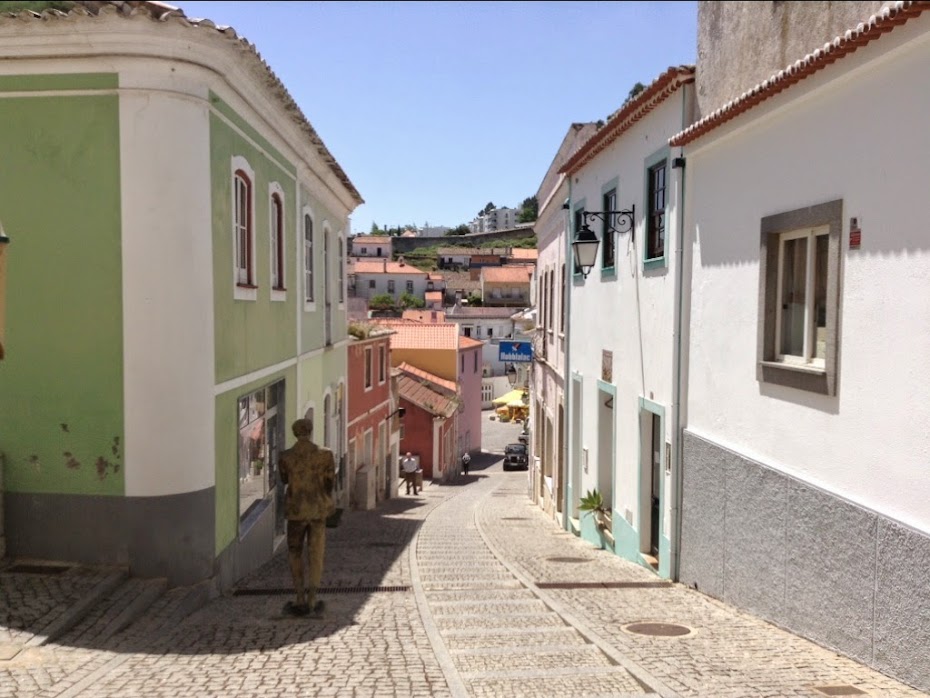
[351,235,392,258]
[419,225,450,238]
[470,206,519,233]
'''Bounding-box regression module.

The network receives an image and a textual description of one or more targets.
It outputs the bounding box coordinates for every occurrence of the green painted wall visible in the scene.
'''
[215,367,297,554]
[299,182,348,355]
[210,99,298,383]
[0,80,124,496]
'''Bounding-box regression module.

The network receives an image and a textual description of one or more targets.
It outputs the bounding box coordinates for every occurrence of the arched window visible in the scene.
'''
[271,193,285,290]
[304,214,314,302]
[234,170,253,286]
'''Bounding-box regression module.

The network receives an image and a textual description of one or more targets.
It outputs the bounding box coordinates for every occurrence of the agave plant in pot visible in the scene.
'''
[579,489,611,532]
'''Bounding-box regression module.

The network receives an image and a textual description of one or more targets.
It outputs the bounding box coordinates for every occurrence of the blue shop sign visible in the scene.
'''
[499,341,533,363]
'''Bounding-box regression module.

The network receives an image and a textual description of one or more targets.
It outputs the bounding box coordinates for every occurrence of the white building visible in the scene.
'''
[530,122,598,523]
[347,258,428,301]
[469,206,520,233]
[565,67,696,578]
[674,3,930,690]
[351,235,392,258]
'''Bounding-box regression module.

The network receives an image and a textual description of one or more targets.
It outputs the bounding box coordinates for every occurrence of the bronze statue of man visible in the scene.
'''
[278,418,335,617]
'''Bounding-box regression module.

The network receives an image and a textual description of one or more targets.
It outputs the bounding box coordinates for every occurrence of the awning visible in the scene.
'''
[492,389,527,406]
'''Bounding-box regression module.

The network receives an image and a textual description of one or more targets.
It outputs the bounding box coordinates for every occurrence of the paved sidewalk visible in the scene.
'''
[0,461,925,697]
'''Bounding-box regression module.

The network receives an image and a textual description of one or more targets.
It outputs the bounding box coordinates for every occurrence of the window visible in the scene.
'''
[538,277,545,328]
[560,264,566,332]
[547,269,554,331]
[406,280,414,294]
[338,239,344,303]
[369,279,376,289]
[364,347,372,389]
[759,200,841,395]
[463,326,472,338]
[234,170,254,287]
[304,214,314,302]
[378,345,386,383]
[474,352,478,372]
[488,328,493,338]
[360,247,367,255]
[646,160,667,261]
[238,380,285,522]
[387,279,395,294]
[270,191,285,291]
[602,188,617,269]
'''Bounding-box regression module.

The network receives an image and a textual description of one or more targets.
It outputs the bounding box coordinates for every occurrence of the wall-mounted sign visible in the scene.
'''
[849,217,861,249]
[499,341,533,363]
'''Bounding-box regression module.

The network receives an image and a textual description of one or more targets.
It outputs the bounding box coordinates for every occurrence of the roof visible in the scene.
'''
[444,306,517,319]
[349,259,427,276]
[427,273,444,281]
[442,271,481,292]
[401,309,445,323]
[560,65,696,176]
[459,336,484,350]
[509,248,538,261]
[482,265,534,284]
[396,362,457,394]
[353,236,392,245]
[425,291,443,301]
[375,321,460,351]
[3,1,362,206]
[670,1,929,147]
[397,375,458,418]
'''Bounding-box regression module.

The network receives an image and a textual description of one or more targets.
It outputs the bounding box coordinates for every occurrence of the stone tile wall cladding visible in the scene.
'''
[679,431,930,692]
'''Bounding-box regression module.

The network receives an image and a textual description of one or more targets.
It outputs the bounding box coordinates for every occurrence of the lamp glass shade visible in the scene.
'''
[572,224,599,273]
[506,364,518,386]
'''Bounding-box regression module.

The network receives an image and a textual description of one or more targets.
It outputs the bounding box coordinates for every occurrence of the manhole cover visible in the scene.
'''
[623,621,692,637]
[501,517,528,521]
[545,557,591,564]
[811,687,867,696]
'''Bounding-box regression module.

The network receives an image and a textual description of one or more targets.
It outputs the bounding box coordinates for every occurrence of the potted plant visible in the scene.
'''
[579,489,611,532]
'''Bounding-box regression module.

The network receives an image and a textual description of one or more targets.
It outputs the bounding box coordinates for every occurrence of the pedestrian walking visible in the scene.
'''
[462,452,471,476]
[401,452,419,495]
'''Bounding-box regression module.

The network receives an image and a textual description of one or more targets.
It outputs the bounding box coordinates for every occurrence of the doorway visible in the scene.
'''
[639,398,665,571]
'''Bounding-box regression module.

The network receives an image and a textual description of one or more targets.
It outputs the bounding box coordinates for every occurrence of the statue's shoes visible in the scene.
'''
[310,600,325,618]
[284,601,310,617]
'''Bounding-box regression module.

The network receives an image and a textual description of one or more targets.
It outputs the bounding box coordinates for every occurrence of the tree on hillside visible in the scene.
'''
[444,224,471,236]
[517,196,538,223]
[479,202,496,216]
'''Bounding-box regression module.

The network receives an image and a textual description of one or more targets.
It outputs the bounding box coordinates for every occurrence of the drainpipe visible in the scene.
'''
[671,88,689,581]
[561,181,573,530]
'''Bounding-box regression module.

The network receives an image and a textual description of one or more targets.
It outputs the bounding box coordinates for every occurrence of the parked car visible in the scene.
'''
[503,443,528,471]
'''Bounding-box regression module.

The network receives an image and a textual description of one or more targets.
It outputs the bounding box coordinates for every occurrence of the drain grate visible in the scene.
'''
[537,581,672,590]
[545,557,592,564]
[623,621,692,637]
[5,563,71,575]
[234,585,410,596]
[811,687,867,696]
[366,542,399,548]
[501,517,529,521]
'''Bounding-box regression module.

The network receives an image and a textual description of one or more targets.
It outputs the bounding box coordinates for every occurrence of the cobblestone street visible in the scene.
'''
[0,413,925,697]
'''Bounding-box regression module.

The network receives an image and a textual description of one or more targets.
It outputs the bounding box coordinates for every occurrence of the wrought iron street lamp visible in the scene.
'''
[506,363,518,387]
[571,205,635,279]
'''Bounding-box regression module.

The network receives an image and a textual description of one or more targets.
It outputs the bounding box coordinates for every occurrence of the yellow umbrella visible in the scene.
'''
[492,389,525,406]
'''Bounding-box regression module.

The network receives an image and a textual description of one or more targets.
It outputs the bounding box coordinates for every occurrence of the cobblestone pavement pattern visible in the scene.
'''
[0,413,925,697]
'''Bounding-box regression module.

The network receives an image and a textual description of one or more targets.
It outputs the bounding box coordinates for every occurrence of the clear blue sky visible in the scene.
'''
[178,1,697,235]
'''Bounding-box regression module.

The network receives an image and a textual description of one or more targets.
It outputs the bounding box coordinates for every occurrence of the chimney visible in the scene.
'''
[382,259,386,272]
[398,255,405,267]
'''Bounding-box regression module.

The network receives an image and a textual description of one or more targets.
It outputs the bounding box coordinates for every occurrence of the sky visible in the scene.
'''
[178,1,698,235]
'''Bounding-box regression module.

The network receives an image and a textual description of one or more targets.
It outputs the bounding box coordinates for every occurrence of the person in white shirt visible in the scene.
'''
[400,452,419,495]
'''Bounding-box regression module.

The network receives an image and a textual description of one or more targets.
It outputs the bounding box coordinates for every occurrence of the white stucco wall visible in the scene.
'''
[120,67,216,496]
[684,16,930,533]
[569,92,690,534]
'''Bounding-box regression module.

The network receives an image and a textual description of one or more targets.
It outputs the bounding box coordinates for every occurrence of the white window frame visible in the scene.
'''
[232,156,257,301]
[774,226,829,370]
[337,235,345,305]
[269,182,286,302]
[302,206,316,311]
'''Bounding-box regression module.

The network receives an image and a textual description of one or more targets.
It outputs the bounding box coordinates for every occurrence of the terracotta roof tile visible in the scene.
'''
[374,321,459,351]
[352,236,392,244]
[3,2,364,205]
[481,265,534,284]
[444,307,519,319]
[560,65,695,176]
[396,362,457,394]
[509,248,538,260]
[401,309,446,323]
[459,336,484,350]
[350,260,427,275]
[397,375,458,418]
[670,1,929,147]
[425,291,443,301]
